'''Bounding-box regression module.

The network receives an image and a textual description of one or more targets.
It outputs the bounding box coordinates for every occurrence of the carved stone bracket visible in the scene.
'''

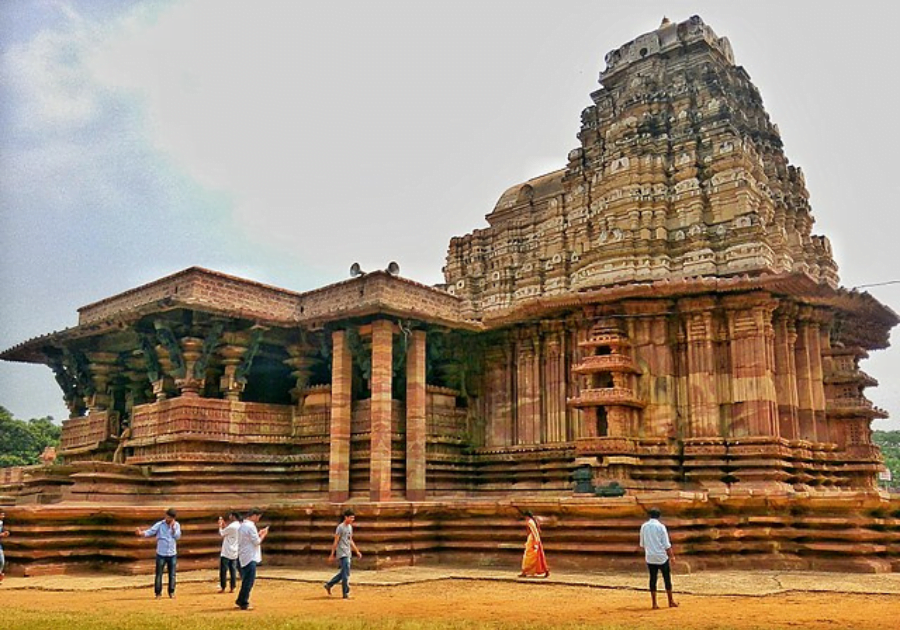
[154,321,185,378]
[139,334,161,383]
[193,321,224,379]
[235,327,265,386]
[48,352,86,417]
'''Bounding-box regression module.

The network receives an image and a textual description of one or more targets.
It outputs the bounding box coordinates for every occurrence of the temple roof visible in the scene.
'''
[0,266,479,364]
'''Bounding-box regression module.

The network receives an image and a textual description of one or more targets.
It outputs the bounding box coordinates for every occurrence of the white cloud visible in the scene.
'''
[3,14,102,131]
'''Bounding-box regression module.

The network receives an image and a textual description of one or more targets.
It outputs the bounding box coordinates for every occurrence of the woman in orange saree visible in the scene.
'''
[518,511,549,578]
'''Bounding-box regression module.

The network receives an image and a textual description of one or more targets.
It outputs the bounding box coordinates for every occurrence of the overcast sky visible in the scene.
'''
[1,0,898,430]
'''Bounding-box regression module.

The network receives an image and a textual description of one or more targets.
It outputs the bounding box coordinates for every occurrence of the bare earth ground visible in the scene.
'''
[4,567,900,630]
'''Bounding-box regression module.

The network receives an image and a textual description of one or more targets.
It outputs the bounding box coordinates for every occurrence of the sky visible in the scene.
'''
[1,0,898,430]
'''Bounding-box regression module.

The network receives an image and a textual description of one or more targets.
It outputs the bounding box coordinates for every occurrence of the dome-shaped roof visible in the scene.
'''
[486,168,565,226]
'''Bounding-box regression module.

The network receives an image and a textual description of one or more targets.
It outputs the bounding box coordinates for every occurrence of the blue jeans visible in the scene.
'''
[236,560,257,609]
[219,556,238,591]
[326,556,352,597]
[155,554,177,596]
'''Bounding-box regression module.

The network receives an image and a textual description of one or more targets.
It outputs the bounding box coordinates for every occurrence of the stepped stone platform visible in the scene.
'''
[2,492,898,577]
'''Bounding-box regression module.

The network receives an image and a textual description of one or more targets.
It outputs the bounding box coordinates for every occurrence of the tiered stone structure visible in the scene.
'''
[1,16,897,575]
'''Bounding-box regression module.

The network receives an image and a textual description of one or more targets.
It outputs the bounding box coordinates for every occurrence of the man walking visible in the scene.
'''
[136,508,182,599]
[324,508,362,599]
[217,511,241,593]
[639,507,678,609]
[235,508,269,611]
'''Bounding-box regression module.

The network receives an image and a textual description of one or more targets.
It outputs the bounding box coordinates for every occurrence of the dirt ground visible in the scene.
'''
[5,567,900,630]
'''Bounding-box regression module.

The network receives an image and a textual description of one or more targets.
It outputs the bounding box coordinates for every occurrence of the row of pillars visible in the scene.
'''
[328,322,427,503]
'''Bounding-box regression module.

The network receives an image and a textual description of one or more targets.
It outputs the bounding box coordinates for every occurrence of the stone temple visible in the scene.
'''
[2,16,898,574]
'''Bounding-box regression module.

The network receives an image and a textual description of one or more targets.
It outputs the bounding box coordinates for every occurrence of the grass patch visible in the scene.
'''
[6,609,645,630]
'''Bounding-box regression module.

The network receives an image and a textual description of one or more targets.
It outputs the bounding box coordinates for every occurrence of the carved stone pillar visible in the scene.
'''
[814,321,832,443]
[369,320,394,502]
[329,329,352,503]
[175,337,205,397]
[153,322,184,400]
[218,328,263,402]
[567,320,583,440]
[722,295,778,438]
[124,356,150,418]
[85,351,118,413]
[681,297,719,437]
[484,343,513,446]
[773,307,800,440]
[794,315,816,441]
[284,344,312,409]
[541,322,567,443]
[515,331,540,445]
[626,301,675,438]
[152,347,178,401]
[405,329,427,501]
[219,340,249,402]
[794,308,830,442]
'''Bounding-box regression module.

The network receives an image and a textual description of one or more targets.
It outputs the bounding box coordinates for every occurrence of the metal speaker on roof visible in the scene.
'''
[386,261,400,276]
[350,262,365,278]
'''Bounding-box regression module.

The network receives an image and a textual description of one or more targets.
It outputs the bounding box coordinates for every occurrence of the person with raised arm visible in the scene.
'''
[135,508,182,599]
[217,511,241,593]
[235,508,269,611]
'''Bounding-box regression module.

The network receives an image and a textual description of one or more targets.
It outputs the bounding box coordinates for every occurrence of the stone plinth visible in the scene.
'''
[1,491,897,577]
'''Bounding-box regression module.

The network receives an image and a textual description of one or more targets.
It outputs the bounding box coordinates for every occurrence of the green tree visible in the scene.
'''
[0,406,61,467]
[873,430,900,485]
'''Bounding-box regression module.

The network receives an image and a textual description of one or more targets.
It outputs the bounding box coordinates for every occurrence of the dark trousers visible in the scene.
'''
[325,556,352,597]
[647,559,673,592]
[154,554,177,596]
[219,556,238,591]
[236,560,257,609]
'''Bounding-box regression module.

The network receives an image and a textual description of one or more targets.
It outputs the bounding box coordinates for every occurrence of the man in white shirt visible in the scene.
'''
[639,507,678,609]
[217,511,241,593]
[235,508,269,611]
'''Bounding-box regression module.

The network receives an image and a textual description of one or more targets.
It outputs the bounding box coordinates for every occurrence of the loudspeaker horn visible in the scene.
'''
[350,262,364,277]
[386,261,400,276]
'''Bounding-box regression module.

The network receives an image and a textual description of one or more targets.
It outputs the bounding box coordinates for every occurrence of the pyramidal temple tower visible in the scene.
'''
[445,16,838,314]
[441,15,894,492]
